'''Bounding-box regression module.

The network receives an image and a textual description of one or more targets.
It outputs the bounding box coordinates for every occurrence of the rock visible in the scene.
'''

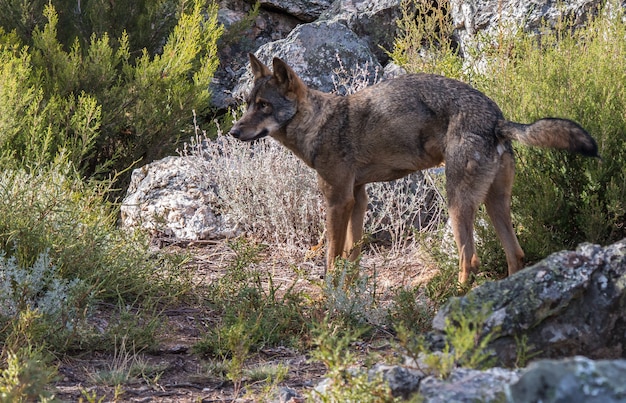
[507,356,626,403]
[211,2,300,110]
[120,155,240,240]
[213,0,620,109]
[259,0,333,22]
[450,0,602,59]
[318,0,402,64]
[312,363,519,401]
[312,356,626,402]
[233,20,382,100]
[433,240,626,366]
[419,366,520,403]
[371,364,424,399]
[272,386,305,402]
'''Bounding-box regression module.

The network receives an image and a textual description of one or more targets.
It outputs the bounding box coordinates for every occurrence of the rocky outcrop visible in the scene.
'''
[120,156,240,241]
[434,240,626,366]
[212,0,614,109]
[306,240,626,401]
[450,0,602,57]
[212,0,401,108]
[318,0,402,64]
[232,20,382,100]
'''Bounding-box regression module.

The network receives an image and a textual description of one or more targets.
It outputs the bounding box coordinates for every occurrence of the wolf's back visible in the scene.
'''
[498,118,599,157]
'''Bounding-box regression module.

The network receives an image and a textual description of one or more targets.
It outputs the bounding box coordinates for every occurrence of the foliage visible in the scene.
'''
[0,0,222,182]
[88,336,164,387]
[392,1,625,271]
[0,251,90,352]
[0,161,191,355]
[0,0,179,55]
[308,320,400,403]
[398,301,498,379]
[387,286,436,334]
[322,258,385,326]
[0,346,57,403]
[391,0,464,79]
[194,238,308,358]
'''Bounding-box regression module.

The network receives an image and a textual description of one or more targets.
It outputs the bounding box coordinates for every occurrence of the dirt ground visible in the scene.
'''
[52,240,437,402]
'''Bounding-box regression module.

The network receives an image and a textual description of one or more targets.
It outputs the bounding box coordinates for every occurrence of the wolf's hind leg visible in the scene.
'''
[448,199,481,284]
[484,153,525,276]
[445,140,495,284]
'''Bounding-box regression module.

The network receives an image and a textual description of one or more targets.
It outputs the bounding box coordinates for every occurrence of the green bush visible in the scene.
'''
[391,0,465,79]
[474,8,626,261]
[0,0,181,56]
[393,1,625,270]
[0,0,222,181]
[0,161,191,354]
[0,0,220,393]
[0,345,57,403]
[309,321,399,402]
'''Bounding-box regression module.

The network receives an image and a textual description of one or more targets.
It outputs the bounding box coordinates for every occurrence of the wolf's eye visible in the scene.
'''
[257,101,271,113]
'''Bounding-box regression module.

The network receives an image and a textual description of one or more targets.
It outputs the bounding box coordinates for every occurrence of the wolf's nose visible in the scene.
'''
[229,127,241,139]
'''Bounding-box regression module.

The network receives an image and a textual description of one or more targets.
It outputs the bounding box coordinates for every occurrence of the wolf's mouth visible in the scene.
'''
[250,128,269,141]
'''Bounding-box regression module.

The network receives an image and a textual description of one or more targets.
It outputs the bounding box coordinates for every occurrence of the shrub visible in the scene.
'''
[474,6,626,262]
[0,0,180,55]
[0,346,57,403]
[0,161,191,354]
[0,251,90,348]
[308,321,399,402]
[392,1,625,270]
[398,301,498,380]
[391,0,465,79]
[0,0,222,182]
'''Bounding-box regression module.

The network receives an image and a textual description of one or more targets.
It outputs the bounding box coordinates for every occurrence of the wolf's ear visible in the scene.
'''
[272,57,306,98]
[248,53,271,80]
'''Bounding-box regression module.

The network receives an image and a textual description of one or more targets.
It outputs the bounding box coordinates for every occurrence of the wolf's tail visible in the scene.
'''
[497,118,600,158]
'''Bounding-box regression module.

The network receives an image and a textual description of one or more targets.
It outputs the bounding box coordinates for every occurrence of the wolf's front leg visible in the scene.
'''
[324,197,354,273]
[344,184,368,261]
[318,176,356,273]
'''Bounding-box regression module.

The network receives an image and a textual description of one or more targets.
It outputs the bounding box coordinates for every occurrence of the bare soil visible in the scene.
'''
[52,240,436,402]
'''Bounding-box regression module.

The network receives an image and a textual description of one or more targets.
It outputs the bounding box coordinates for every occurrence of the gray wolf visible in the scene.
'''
[230,54,599,283]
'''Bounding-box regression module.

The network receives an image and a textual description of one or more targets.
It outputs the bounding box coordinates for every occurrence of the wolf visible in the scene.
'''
[229,54,599,283]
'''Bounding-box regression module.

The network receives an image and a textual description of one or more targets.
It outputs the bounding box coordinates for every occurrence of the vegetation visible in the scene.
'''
[392,0,625,271]
[0,0,221,182]
[477,7,626,263]
[0,0,222,400]
[0,0,623,400]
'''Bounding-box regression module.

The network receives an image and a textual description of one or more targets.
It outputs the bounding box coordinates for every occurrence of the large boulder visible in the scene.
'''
[232,20,382,100]
[434,240,626,366]
[120,156,240,241]
[450,0,603,58]
[318,0,402,64]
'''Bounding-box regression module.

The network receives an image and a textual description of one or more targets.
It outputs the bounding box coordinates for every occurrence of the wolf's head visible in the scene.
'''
[229,54,306,141]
